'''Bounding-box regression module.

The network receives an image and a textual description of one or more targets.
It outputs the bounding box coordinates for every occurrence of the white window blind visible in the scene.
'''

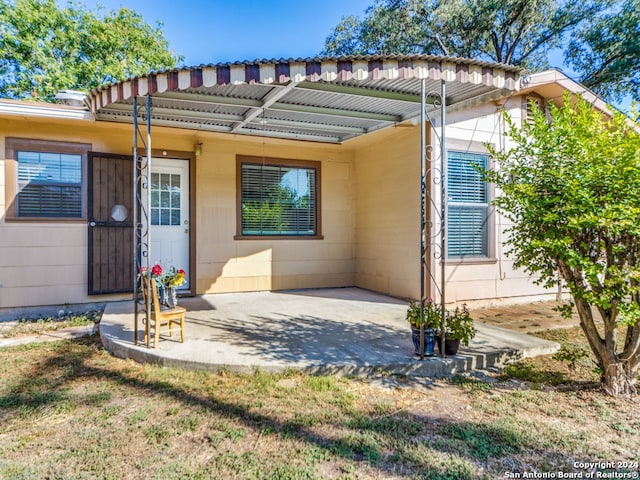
[241,162,317,236]
[447,151,489,258]
[16,151,82,218]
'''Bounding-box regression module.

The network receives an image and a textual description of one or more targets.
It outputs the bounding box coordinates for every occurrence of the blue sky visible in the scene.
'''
[74,0,630,110]
[79,0,373,65]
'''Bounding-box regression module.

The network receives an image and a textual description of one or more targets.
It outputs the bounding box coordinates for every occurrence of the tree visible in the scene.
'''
[484,95,640,395]
[566,0,640,104]
[322,0,607,71]
[0,0,182,101]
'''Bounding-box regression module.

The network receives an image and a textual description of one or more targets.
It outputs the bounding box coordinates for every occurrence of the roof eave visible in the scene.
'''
[0,100,92,121]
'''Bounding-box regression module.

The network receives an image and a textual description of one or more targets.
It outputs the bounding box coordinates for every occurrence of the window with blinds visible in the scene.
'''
[16,151,82,218]
[240,160,318,237]
[447,151,489,258]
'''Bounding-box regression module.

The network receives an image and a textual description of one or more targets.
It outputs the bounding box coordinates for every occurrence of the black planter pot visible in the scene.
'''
[435,336,461,356]
[410,327,435,356]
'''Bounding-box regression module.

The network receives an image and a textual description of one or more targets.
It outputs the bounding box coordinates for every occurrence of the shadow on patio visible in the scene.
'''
[100,287,560,377]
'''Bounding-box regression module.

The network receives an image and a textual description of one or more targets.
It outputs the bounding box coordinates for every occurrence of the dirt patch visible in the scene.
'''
[0,309,102,339]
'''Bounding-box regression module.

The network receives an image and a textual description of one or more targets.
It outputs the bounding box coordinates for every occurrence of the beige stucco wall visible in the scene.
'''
[432,97,552,306]
[194,135,355,294]
[349,96,554,307]
[1,116,133,308]
[0,158,4,214]
[352,125,421,300]
[0,113,355,308]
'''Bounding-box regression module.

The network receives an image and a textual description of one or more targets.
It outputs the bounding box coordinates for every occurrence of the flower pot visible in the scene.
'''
[170,287,178,307]
[411,327,435,356]
[435,336,461,356]
[159,286,178,308]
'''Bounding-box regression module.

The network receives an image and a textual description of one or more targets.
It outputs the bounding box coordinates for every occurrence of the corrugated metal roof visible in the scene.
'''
[89,55,522,144]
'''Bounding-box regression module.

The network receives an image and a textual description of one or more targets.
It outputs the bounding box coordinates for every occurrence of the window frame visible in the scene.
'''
[150,170,183,227]
[235,155,323,240]
[4,138,91,222]
[446,148,496,263]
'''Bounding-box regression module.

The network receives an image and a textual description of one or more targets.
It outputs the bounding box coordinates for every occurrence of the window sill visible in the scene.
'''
[234,235,324,240]
[443,257,498,266]
[4,217,86,223]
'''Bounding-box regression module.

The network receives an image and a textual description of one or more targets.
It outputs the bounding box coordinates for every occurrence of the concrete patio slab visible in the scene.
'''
[100,287,560,377]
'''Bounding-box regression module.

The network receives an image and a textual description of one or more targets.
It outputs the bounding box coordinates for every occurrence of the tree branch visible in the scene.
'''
[491,30,502,63]
[559,261,607,365]
[504,22,527,64]
[621,324,640,363]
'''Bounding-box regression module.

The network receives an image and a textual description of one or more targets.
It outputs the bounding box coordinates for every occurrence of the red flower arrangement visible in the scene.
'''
[140,264,186,288]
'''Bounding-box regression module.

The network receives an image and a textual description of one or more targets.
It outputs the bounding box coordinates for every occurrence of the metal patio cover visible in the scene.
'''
[88,55,522,144]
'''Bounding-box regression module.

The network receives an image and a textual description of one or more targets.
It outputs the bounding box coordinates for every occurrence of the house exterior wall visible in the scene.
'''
[194,135,355,294]
[352,126,421,300]
[433,97,552,306]
[350,96,554,307]
[0,116,130,308]
[0,94,558,310]
[0,113,356,308]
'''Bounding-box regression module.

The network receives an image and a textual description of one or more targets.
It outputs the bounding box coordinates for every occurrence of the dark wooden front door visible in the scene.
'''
[88,152,134,294]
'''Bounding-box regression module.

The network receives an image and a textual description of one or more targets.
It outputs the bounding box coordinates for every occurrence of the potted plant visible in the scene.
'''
[434,304,476,355]
[406,298,439,356]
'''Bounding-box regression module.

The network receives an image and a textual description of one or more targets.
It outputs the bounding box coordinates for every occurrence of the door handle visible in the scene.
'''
[184,229,189,234]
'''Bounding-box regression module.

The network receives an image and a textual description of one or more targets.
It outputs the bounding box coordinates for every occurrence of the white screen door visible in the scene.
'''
[150,157,190,290]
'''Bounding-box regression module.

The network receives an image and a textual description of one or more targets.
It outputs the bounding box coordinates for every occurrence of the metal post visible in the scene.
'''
[132,95,154,348]
[133,97,139,345]
[440,79,447,358]
[419,79,426,361]
[145,95,152,348]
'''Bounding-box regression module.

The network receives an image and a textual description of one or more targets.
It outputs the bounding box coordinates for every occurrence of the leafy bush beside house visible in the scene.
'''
[484,94,640,396]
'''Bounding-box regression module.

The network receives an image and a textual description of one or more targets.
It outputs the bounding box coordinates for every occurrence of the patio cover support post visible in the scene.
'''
[439,79,447,358]
[133,97,139,345]
[145,95,152,348]
[419,79,426,361]
[420,79,448,359]
[132,95,153,348]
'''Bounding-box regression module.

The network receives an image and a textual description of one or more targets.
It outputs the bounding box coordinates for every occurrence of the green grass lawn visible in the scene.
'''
[0,330,637,479]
